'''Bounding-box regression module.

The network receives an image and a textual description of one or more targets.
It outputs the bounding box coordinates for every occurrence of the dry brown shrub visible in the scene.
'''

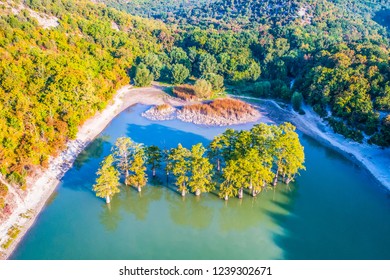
[0,183,8,198]
[182,98,256,118]
[156,104,171,111]
[173,85,198,101]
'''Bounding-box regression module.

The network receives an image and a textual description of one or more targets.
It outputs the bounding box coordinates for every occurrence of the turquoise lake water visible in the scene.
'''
[10,104,390,259]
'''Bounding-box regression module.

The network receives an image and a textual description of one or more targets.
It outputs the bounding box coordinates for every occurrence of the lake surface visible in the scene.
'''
[11,104,390,259]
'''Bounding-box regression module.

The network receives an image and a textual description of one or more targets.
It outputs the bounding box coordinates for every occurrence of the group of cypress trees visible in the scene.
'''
[93,122,305,203]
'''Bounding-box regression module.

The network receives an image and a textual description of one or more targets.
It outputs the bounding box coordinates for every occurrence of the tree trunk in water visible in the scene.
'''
[126,169,129,178]
[138,186,141,192]
[181,189,186,197]
[106,195,110,204]
[195,189,201,196]
[285,177,292,185]
[224,195,228,201]
[238,188,243,199]
[252,188,257,197]
[273,171,279,186]
[152,168,156,177]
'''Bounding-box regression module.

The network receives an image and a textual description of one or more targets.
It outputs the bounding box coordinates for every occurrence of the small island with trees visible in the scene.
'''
[93,122,305,203]
[142,83,261,126]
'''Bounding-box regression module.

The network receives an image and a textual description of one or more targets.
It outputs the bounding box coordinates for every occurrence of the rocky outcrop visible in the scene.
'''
[142,105,177,121]
[176,108,260,126]
[142,99,261,126]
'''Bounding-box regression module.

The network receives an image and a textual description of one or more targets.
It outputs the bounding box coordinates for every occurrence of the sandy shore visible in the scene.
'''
[235,95,390,192]
[0,84,182,260]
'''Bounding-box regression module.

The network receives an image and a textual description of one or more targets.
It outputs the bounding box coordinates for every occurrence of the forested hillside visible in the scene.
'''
[99,0,211,21]
[1,0,390,215]
[0,0,169,191]
[102,0,390,146]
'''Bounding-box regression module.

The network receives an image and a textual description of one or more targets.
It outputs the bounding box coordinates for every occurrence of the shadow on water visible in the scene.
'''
[74,136,111,170]
[268,135,390,260]
[44,191,59,207]
[99,198,123,232]
[62,136,113,193]
[99,184,165,231]
[120,184,163,221]
[126,123,210,148]
[263,184,306,259]
[166,192,213,229]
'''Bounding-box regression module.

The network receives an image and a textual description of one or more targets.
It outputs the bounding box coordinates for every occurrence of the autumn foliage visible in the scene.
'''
[172,85,198,101]
[0,183,8,211]
[182,98,257,119]
[0,1,168,187]
[155,104,171,111]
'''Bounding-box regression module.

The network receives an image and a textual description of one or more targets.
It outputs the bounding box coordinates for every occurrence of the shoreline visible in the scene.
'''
[1,87,389,260]
[235,95,390,192]
[142,102,261,126]
[0,84,182,260]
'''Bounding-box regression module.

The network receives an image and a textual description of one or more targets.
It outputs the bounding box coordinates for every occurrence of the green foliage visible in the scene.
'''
[369,115,390,147]
[1,225,21,250]
[7,172,26,188]
[0,0,171,187]
[111,137,136,178]
[170,47,191,70]
[126,148,148,191]
[194,79,213,99]
[0,182,7,209]
[204,73,224,92]
[99,0,211,20]
[93,155,121,203]
[171,64,190,84]
[99,0,390,145]
[273,123,306,183]
[252,81,271,97]
[0,183,8,198]
[145,145,162,176]
[197,53,218,76]
[168,144,191,195]
[291,91,303,112]
[142,54,163,80]
[134,64,154,87]
[3,0,389,210]
[271,80,291,100]
[327,118,364,143]
[96,122,305,201]
[188,143,214,195]
[214,123,305,199]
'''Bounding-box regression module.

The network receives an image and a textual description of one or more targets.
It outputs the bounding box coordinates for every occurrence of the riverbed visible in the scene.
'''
[10,104,390,259]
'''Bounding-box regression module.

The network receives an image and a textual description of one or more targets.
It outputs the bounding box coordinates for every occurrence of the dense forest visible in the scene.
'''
[0,0,170,193]
[103,0,390,146]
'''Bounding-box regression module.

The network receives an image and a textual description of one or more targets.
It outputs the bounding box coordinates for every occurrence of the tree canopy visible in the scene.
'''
[94,124,305,202]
